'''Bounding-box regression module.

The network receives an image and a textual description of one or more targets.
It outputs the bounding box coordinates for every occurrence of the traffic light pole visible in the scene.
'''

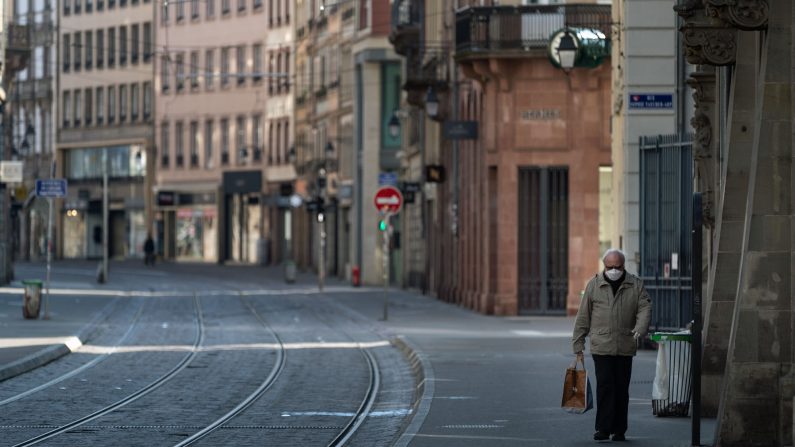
[382,212,391,321]
[319,211,326,293]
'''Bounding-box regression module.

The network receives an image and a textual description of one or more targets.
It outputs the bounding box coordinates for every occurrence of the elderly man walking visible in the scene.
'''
[572,249,651,442]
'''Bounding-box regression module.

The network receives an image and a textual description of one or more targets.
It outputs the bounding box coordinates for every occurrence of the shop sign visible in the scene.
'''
[0,161,23,183]
[400,182,422,194]
[223,170,262,194]
[157,191,176,207]
[520,109,561,120]
[443,121,478,140]
[426,165,446,184]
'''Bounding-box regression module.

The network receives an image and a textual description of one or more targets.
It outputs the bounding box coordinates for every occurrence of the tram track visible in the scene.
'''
[0,299,146,407]
[11,294,205,447]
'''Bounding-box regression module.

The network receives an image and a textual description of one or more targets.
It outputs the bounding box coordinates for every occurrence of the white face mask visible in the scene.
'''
[605,268,624,281]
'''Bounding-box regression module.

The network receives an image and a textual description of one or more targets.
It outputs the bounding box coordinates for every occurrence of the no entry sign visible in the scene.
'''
[373,186,403,214]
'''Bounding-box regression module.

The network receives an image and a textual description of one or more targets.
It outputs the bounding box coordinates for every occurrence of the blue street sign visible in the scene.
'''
[378,172,398,186]
[35,179,68,198]
[628,93,674,110]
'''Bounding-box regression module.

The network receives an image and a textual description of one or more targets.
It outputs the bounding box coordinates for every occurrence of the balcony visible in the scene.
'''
[455,5,611,60]
[5,24,31,73]
[403,47,449,108]
[389,0,421,56]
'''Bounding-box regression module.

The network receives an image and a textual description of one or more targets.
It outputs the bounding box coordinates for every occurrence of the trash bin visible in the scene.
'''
[22,279,43,319]
[651,331,692,417]
[284,260,296,284]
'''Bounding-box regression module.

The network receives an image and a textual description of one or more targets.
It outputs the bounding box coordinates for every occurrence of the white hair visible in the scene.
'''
[602,248,626,264]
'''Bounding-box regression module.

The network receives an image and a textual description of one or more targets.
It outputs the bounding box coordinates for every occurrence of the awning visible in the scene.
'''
[265,165,297,183]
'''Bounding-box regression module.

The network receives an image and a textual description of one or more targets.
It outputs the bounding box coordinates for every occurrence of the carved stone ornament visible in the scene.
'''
[687,67,718,227]
[682,25,737,66]
[704,0,769,31]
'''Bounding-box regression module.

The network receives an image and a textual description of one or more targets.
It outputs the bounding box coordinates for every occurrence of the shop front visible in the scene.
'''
[60,144,148,260]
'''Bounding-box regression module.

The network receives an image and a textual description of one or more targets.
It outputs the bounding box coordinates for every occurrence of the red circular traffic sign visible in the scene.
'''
[373,186,403,214]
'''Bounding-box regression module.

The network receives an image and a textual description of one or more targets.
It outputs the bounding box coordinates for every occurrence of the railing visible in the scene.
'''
[455,5,611,55]
[639,134,694,331]
[404,46,449,91]
[391,0,421,30]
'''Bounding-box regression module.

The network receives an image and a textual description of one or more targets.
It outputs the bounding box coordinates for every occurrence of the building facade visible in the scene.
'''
[391,0,612,315]
[154,0,292,264]
[292,0,398,286]
[56,0,154,260]
[8,0,56,263]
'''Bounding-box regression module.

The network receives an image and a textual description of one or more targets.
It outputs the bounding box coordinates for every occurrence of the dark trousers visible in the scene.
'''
[592,354,633,435]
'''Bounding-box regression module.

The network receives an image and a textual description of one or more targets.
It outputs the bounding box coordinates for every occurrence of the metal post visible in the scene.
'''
[691,192,702,446]
[43,197,53,319]
[101,148,108,283]
[319,212,325,292]
[382,212,391,321]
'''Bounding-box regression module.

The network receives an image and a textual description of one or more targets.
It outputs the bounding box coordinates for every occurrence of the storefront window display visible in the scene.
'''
[176,207,217,262]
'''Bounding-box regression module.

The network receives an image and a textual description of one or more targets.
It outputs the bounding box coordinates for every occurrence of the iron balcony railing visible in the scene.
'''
[389,0,422,55]
[455,5,611,56]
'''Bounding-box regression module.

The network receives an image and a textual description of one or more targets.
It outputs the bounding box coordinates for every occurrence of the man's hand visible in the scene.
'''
[575,351,584,360]
[632,331,642,341]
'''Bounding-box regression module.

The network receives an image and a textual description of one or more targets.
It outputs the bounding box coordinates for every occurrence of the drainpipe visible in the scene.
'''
[355,63,363,277]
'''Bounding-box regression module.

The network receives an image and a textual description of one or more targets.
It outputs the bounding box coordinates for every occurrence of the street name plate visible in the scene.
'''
[628,93,673,109]
[378,172,398,186]
[0,161,23,183]
[35,179,68,198]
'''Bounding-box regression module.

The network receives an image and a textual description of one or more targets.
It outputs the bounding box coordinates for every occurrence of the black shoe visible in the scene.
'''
[612,433,626,441]
[593,431,610,441]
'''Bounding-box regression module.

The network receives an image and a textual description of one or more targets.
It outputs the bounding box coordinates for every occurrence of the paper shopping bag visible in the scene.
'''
[561,357,594,414]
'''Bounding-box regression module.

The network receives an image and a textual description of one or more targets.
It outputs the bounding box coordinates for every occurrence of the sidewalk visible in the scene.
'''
[0,261,714,446]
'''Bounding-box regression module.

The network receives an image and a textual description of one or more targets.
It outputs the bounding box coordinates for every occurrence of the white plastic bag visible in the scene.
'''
[652,342,669,400]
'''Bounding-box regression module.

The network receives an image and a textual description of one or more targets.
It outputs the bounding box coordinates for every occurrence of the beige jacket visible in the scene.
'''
[572,272,652,356]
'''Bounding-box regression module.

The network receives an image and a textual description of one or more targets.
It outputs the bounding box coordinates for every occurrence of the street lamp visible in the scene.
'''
[388,112,401,138]
[556,30,578,71]
[288,146,296,163]
[425,87,439,118]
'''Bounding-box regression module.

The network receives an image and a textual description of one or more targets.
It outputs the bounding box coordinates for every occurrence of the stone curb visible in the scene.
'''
[0,297,121,382]
[391,335,435,447]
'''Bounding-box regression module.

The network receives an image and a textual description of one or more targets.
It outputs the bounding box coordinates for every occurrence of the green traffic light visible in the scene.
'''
[379,220,387,231]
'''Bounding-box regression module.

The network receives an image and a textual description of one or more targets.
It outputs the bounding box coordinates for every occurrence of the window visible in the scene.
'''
[283,51,290,92]
[97,0,104,10]
[161,0,169,24]
[358,0,368,30]
[268,0,273,25]
[276,51,282,93]
[161,55,170,91]
[131,83,139,121]
[74,90,82,126]
[191,0,199,18]
[62,34,70,72]
[236,116,246,164]
[206,0,215,17]
[96,30,104,68]
[236,46,245,85]
[120,0,126,7]
[160,122,170,167]
[96,87,105,124]
[275,121,281,164]
[131,24,139,64]
[85,88,93,125]
[237,0,245,12]
[85,31,93,68]
[86,0,93,12]
[176,53,185,91]
[220,118,229,164]
[119,26,128,65]
[75,0,81,13]
[252,44,262,83]
[268,51,274,94]
[190,121,199,166]
[143,23,152,62]
[222,0,230,14]
[143,82,152,119]
[108,85,116,122]
[204,120,214,168]
[282,120,289,163]
[177,0,184,20]
[252,115,262,162]
[284,0,289,23]
[268,121,274,163]
[43,46,51,77]
[64,0,71,15]
[62,91,71,126]
[119,84,127,121]
[73,33,81,70]
[175,121,184,166]
[221,47,230,86]
[190,51,199,89]
[108,0,115,8]
[108,27,116,66]
[205,49,214,89]
[253,0,261,9]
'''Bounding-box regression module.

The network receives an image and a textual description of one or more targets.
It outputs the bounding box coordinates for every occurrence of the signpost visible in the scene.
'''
[35,174,66,320]
[374,186,403,321]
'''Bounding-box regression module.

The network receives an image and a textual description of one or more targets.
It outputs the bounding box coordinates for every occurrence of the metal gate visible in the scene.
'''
[518,167,568,315]
[639,134,693,330]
